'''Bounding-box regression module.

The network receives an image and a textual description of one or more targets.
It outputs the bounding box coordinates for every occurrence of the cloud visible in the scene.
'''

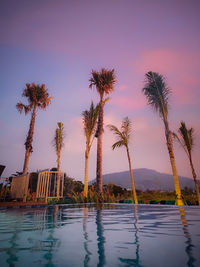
[111,95,146,111]
[110,83,146,111]
[65,116,85,154]
[117,84,128,91]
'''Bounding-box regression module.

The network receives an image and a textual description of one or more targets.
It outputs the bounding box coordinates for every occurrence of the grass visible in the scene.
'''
[47,189,198,205]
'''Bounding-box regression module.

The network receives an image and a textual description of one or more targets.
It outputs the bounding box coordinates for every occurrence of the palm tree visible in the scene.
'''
[16,83,53,174]
[89,68,116,193]
[108,117,138,204]
[142,71,183,205]
[82,102,99,198]
[53,122,65,197]
[173,121,200,205]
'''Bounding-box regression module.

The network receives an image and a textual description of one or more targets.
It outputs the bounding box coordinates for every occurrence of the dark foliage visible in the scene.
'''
[63,174,84,196]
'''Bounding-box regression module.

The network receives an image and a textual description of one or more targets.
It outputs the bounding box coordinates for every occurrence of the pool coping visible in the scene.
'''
[0,202,48,209]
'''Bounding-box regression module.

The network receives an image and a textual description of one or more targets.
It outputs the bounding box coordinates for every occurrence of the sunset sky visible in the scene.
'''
[0,0,200,181]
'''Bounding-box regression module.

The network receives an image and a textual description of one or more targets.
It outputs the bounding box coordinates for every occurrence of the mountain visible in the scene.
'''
[90,168,199,191]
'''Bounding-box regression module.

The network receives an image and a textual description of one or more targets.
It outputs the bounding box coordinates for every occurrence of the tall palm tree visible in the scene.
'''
[108,117,138,204]
[173,121,200,205]
[53,122,65,197]
[82,102,99,198]
[89,68,116,193]
[142,71,183,205]
[16,83,53,174]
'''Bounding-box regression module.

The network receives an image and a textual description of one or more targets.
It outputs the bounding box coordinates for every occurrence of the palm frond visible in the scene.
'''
[107,117,132,150]
[107,124,124,140]
[57,122,64,131]
[121,117,131,141]
[172,131,189,157]
[16,103,25,113]
[142,71,171,118]
[173,121,195,158]
[188,128,194,149]
[103,97,110,105]
[112,140,125,150]
[16,102,32,115]
[178,121,194,153]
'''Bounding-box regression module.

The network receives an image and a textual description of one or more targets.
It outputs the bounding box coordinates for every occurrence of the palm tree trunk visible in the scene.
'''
[23,105,36,174]
[23,150,30,175]
[96,95,104,194]
[189,154,200,205]
[57,151,61,198]
[84,149,89,198]
[164,119,183,205]
[126,147,138,204]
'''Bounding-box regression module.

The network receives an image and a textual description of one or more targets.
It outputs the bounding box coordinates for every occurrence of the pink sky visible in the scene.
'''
[0,0,200,181]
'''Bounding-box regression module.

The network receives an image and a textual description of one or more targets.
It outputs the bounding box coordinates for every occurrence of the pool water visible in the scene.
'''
[0,204,199,267]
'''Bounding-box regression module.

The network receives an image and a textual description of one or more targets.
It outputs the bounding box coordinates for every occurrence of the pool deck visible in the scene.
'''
[0,201,48,209]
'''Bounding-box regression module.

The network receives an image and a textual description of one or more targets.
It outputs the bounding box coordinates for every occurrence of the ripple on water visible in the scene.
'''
[0,204,200,267]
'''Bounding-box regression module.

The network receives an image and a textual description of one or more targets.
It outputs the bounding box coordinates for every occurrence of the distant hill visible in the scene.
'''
[90,168,199,191]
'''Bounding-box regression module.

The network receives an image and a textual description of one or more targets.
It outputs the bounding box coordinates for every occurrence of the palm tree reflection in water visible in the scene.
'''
[6,221,21,266]
[43,206,61,267]
[6,208,48,266]
[96,208,106,267]
[83,207,92,267]
[119,205,143,267]
[179,207,196,267]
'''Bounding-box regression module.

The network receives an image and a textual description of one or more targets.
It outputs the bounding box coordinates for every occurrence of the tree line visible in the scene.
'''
[16,69,200,205]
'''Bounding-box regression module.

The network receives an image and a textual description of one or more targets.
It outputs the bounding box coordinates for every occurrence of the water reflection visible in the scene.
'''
[42,206,61,267]
[119,205,143,267]
[5,209,47,266]
[179,207,196,267]
[96,207,106,267]
[4,207,62,266]
[1,204,200,267]
[6,222,20,266]
[83,206,92,267]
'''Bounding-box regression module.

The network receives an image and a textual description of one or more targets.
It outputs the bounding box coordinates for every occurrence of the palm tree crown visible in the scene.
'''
[89,68,116,97]
[82,102,99,143]
[108,117,131,150]
[142,71,170,119]
[174,121,194,157]
[53,122,65,157]
[16,83,52,114]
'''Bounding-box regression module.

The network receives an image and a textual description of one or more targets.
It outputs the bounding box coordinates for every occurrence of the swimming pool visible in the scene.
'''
[0,204,199,267]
